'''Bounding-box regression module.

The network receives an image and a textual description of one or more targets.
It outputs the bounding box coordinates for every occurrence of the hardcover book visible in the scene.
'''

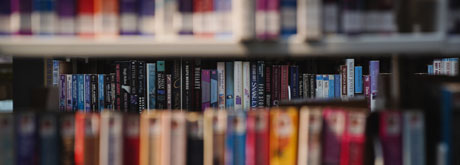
[77,0,101,36]
[323,0,338,34]
[176,0,194,35]
[19,0,33,34]
[226,111,235,165]
[226,62,234,109]
[155,0,176,36]
[280,0,297,37]
[59,113,75,165]
[100,0,118,36]
[322,108,346,165]
[234,111,247,165]
[16,113,38,165]
[74,112,100,165]
[266,0,280,40]
[0,0,19,34]
[255,0,267,40]
[340,110,367,165]
[160,111,171,165]
[120,0,138,35]
[57,0,75,34]
[255,109,270,165]
[217,62,226,109]
[234,61,243,110]
[31,0,56,34]
[379,111,402,165]
[269,107,298,164]
[246,110,257,165]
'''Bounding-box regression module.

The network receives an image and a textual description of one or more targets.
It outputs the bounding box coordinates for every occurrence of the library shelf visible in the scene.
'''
[0,33,451,57]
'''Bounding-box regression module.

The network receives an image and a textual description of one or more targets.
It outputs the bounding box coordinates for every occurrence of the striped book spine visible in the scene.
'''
[19,0,33,34]
[57,0,75,34]
[120,0,138,35]
[32,0,56,34]
[0,0,19,35]
[217,62,226,109]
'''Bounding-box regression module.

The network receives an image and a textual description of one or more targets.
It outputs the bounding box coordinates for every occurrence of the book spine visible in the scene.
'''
[272,65,280,106]
[234,61,243,110]
[98,74,104,110]
[322,75,329,98]
[346,59,355,97]
[302,74,309,98]
[157,61,166,109]
[280,65,289,100]
[355,66,363,94]
[121,62,131,112]
[309,74,316,98]
[265,64,272,107]
[234,112,247,165]
[193,60,202,111]
[19,0,33,35]
[211,70,218,108]
[104,75,112,110]
[328,75,334,98]
[322,108,345,164]
[52,60,59,86]
[341,65,347,97]
[137,62,146,112]
[433,60,441,75]
[90,74,99,111]
[315,75,323,98]
[123,114,140,165]
[255,110,270,165]
[233,0,255,40]
[176,0,194,35]
[369,61,379,111]
[83,113,100,165]
[100,0,118,36]
[202,0,214,37]
[269,108,298,164]
[403,111,425,165]
[246,111,256,165]
[442,58,449,75]
[182,61,190,110]
[301,0,322,40]
[266,0,280,40]
[45,59,53,87]
[308,108,323,165]
[115,64,121,111]
[297,108,309,165]
[155,0,176,36]
[77,0,101,36]
[289,65,299,99]
[72,75,78,111]
[130,61,138,112]
[60,75,67,111]
[16,113,38,165]
[323,0,338,34]
[186,113,204,165]
[120,0,138,35]
[170,112,187,165]
[255,0,267,40]
[364,75,370,103]
[379,111,402,165]
[147,63,156,110]
[56,0,75,34]
[167,74,172,109]
[342,0,363,34]
[451,58,459,76]
[111,74,116,110]
[201,70,211,110]
[243,62,250,110]
[226,62,234,109]
[99,113,123,165]
[280,0,296,37]
[250,62,258,108]
[0,0,19,35]
[257,61,265,107]
[78,74,85,111]
[217,62,226,109]
[340,111,366,165]
[225,112,235,165]
[298,73,303,98]
[85,75,91,111]
[59,114,75,165]
[32,0,56,34]
[172,60,181,110]
[138,0,154,35]
[334,74,340,98]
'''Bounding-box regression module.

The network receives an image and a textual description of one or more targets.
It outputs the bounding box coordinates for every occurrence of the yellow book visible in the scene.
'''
[270,107,299,165]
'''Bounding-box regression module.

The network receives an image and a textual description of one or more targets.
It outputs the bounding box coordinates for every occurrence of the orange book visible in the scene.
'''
[269,107,298,165]
[75,112,100,165]
[140,111,162,165]
[160,111,171,165]
[99,0,118,37]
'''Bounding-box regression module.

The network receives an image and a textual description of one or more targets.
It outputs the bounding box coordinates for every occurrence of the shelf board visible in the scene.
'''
[0,34,449,57]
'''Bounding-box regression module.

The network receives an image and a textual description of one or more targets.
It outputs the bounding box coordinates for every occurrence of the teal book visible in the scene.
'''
[226,62,234,109]
[147,63,156,110]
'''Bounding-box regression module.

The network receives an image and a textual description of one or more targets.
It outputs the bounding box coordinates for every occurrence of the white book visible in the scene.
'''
[322,75,329,98]
[217,62,226,110]
[403,111,425,165]
[346,59,355,97]
[170,112,187,165]
[234,61,243,110]
[433,60,442,75]
[243,62,250,110]
[57,16,75,34]
[451,58,459,76]
[298,0,321,40]
[77,13,102,35]
[0,12,19,34]
[233,0,254,40]
[31,11,56,34]
[156,0,176,37]
[99,112,123,165]
[442,58,450,76]
[100,0,119,37]
[315,75,323,98]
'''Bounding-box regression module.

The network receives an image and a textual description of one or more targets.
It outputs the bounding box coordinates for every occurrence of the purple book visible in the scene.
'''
[0,0,19,34]
[255,0,267,40]
[322,109,345,164]
[66,75,72,112]
[120,0,139,35]
[201,69,210,111]
[16,113,38,165]
[379,111,402,165]
[369,60,379,111]
[56,0,75,34]
[59,75,67,112]
[177,0,193,35]
[84,74,91,112]
[138,0,154,35]
[265,0,279,40]
[19,0,33,35]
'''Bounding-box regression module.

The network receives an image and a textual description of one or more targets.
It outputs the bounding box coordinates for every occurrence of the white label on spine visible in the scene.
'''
[78,14,95,34]
[347,59,354,97]
[256,11,266,36]
[139,16,155,35]
[266,11,280,35]
[58,17,75,34]
[19,13,32,31]
[323,4,337,33]
[120,13,138,33]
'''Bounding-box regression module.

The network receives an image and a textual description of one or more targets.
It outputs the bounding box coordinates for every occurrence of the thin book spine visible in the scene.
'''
[85,74,91,112]
[138,61,146,112]
[167,74,172,109]
[138,0,154,35]
[130,61,139,112]
[250,62,258,108]
[217,62,226,109]
[265,64,272,107]
[60,75,67,111]
[172,60,181,110]
[147,63,156,110]
[193,60,202,111]
[280,65,289,100]
[355,66,363,94]
[78,74,85,111]
[243,62,251,110]
[234,61,243,110]
[201,70,211,111]
[211,70,218,108]
[90,74,99,111]
[346,59,355,97]
[157,61,166,109]
[98,74,104,111]
[226,62,234,109]
[257,61,265,107]
[120,0,139,35]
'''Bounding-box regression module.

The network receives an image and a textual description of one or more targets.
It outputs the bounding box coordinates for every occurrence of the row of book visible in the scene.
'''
[427,58,459,76]
[0,107,426,165]
[0,0,447,39]
[55,59,382,112]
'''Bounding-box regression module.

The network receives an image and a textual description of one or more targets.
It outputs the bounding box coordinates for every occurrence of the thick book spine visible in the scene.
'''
[186,113,204,165]
[234,61,243,110]
[57,0,75,34]
[138,0,154,35]
[0,0,19,35]
[157,61,166,109]
[233,0,255,40]
[265,64,272,107]
[369,61,379,111]
[243,62,250,110]
[341,0,363,34]
[193,60,202,111]
[308,107,323,165]
[130,61,139,112]
[255,0,267,40]
[16,113,38,165]
[280,65,289,100]
[255,110,270,165]
[90,74,99,111]
[257,61,265,107]
[403,111,425,165]
[341,65,347,97]
[193,0,204,36]
[323,0,338,34]
[59,75,67,111]
[272,65,280,106]
[120,62,131,112]
[322,108,345,164]
[77,0,101,36]
[120,0,138,35]
[280,0,296,37]
[19,0,33,35]
[170,112,187,165]
[289,65,299,99]
[234,111,247,165]
[98,74,104,110]
[78,74,85,111]
[115,64,121,111]
[379,111,402,165]
[298,0,321,40]
[201,70,211,111]
[322,75,329,98]
[339,111,366,165]
[138,62,146,112]
[31,0,56,34]
[123,114,139,165]
[250,63,258,108]
[217,62,226,109]
[211,70,218,108]
[59,114,75,165]
[334,74,340,98]
[346,59,355,97]
[176,0,193,35]
[147,63,156,110]
[182,61,191,110]
[266,0,280,40]
[172,60,181,110]
[246,111,256,165]
[315,75,323,98]
[269,108,298,164]
[168,76,172,109]
[104,75,113,110]
[328,75,334,99]
[226,62,234,109]
[155,0,176,37]
[72,75,78,111]
[85,75,91,111]
[354,66,363,94]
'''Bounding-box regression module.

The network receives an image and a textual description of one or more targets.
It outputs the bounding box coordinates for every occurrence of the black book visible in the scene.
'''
[110,73,116,110]
[299,73,303,98]
[90,74,98,111]
[120,62,131,112]
[182,60,191,110]
[193,60,202,111]
[130,60,138,112]
[309,74,316,98]
[138,61,146,113]
[115,64,121,111]
[186,113,204,165]
[104,74,112,110]
[157,60,166,109]
[265,63,272,107]
[172,60,181,109]
[257,61,265,107]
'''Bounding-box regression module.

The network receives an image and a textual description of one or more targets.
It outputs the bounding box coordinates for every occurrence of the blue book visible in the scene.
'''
[441,86,454,165]
[355,66,363,93]
[84,74,91,112]
[52,60,59,86]
[280,0,297,37]
[77,74,84,111]
[428,65,434,75]
[16,113,38,165]
[315,75,323,98]
[147,63,156,110]
[233,111,246,165]
[250,63,258,108]
[289,66,299,99]
[72,75,78,111]
[322,75,329,98]
[98,74,105,111]
[39,114,59,165]
[226,62,234,109]
[211,70,218,108]
[32,0,56,34]
[226,111,235,165]
[328,75,334,98]
[334,74,340,98]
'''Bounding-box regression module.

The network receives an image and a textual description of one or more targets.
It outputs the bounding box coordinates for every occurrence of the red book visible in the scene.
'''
[272,65,281,106]
[246,110,257,165]
[280,65,289,100]
[255,109,270,165]
[379,111,402,165]
[265,65,272,107]
[193,0,213,37]
[77,0,101,36]
[74,112,100,165]
[340,110,367,165]
[202,0,213,37]
[123,113,140,165]
[322,108,346,165]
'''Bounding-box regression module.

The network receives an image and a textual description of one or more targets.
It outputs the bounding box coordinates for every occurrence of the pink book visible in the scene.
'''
[340,110,367,165]
[246,110,257,165]
[363,75,370,108]
[322,108,346,165]
[265,0,279,40]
